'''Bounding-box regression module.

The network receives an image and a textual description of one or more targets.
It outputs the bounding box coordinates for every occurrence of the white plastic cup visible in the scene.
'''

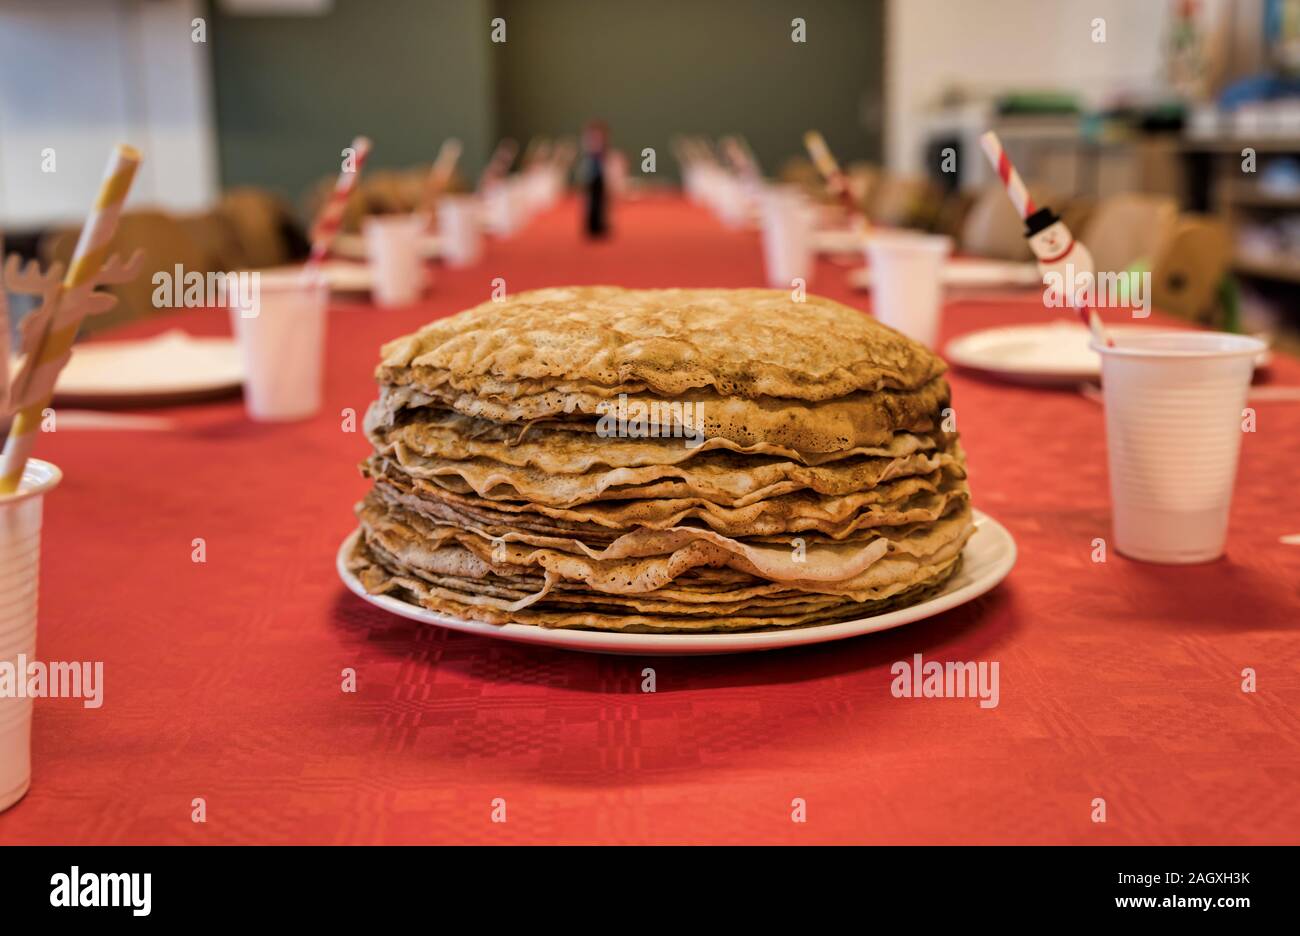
[438,195,483,268]
[364,214,425,307]
[759,186,814,288]
[1093,331,1266,563]
[864,232,952,347]
[229,269,328,422]
[523,166,560,210]
[483,182,517,236]
[714,174,750,229]
[606,151,629,198]
[682,164,704,202]
[0,458,61,813]
[698,166,725,213]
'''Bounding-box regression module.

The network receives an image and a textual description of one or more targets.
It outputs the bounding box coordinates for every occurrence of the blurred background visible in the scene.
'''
[1,0,1298,340]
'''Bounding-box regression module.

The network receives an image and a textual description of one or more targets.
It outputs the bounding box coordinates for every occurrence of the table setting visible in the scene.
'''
[0,128,1297,850]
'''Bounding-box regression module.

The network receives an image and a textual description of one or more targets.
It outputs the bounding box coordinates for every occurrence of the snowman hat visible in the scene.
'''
[1024,207,1061,238]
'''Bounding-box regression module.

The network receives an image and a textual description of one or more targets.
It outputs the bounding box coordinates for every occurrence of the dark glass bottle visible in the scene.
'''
[582,120,609,239]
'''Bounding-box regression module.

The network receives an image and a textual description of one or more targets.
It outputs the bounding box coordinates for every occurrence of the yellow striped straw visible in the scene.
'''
[0,144,141,494]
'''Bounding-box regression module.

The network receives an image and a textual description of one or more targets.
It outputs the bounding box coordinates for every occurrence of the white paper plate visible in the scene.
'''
[335,509,1017,656]
[261,261,375,294]
[945,322,1273,386]
[51,330,243,403]
[331,232,443,262]
[317,261,375,294]
[849,259,1041,291]
[811,228,869,256]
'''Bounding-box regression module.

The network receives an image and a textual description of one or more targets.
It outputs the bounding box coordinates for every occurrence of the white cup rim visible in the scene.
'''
[0,458,62,505]
[864,231,953,254]
[363,213,424,232]
[240,267,329,293]
[1091,331,1267,359]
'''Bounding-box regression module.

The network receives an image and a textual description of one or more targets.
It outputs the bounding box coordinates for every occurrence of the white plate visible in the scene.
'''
[944,322,1273,386]
[51,330,243,403]
[335,509,1017,656]
[849,259,1042,291]
[331,232,443,262]
[811,228,869,256]
[261,261,375,294]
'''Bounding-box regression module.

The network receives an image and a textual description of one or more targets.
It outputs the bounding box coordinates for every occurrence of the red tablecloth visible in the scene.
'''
[3,196,1298,845]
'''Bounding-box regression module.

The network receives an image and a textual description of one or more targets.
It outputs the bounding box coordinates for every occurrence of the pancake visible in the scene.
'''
[356,493,973,598]
[369,406,947,469]
[348,534,962,633]
[367,378,951,453]
[376,286,946,401]
[366,457,970,539]
[348,287,977,633]
[376,437,962,508]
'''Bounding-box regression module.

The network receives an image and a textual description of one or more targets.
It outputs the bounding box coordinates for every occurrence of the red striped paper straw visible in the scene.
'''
[478,138,518,191]
[416,138,463,228]
[802,130,869,233]
[1079,301,1113,348]
[979,131,1111,346]
[803,131,849,199]
[308,136,371,263]
[979,131,1035,220]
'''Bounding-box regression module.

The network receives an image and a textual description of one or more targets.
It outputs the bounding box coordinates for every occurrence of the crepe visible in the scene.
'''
[366,457,970,538]
[356,492,973,598]
[348,535,963,633]
[348,287,977,633]
[367,378,951,453]
[376,436,962,508]
[370,407,947,469]
[376,286,946,401]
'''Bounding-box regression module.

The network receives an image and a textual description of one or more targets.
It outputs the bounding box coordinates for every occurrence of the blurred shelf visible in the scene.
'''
[1234,252,1300,283]
[1182,136,1300,154]
[1226,184,1300,209]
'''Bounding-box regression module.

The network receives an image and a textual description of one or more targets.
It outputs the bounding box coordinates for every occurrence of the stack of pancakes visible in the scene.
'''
[349,287,973,632]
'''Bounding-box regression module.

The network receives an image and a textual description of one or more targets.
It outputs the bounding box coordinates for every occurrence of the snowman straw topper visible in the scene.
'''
[979,131,1113,347]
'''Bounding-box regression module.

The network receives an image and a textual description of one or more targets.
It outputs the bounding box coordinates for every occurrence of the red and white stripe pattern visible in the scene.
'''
[979,131,1111,345]
[309,136,372,263]
[428,138,462,195]
[979,131,1035,220]
[803,131,866,229]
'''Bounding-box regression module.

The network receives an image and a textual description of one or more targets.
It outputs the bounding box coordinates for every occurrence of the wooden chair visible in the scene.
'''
[843,162,880,216]
[777,156,830,202]
[401,166,437,215]
[934,189,978,243]
[175,210,250,272]
[302,178,366,238]
[361,170,414,216]
[1151,215,1233,325]
[959,184,1059,260]
[1058,195,1097,244]
[41,210,209,334]
[218,188,307,268]
[867,172,942,230]
[1081,193,1178,278]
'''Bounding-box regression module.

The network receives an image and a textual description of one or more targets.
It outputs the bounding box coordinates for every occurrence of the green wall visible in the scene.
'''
[207,0,883,200]
[493,0,884,180]
[208,0,496,207]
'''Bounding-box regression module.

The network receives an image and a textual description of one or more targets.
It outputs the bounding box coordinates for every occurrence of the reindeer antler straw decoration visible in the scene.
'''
[803,130,869,236]
[0,144,142,493]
